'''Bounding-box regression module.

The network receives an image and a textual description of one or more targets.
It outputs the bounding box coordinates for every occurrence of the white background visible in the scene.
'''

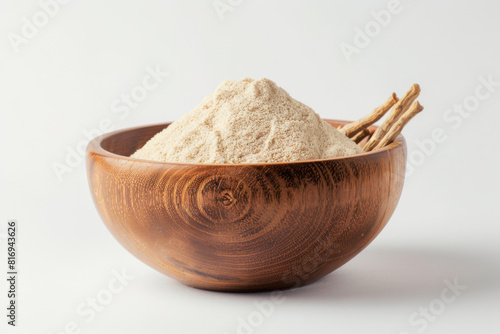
[1,0,499,333]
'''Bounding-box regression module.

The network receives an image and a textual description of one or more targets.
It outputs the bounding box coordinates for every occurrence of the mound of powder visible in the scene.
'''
[131,78,363,163]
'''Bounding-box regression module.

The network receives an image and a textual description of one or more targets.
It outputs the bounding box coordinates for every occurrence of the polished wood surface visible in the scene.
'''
[86,120,407,292]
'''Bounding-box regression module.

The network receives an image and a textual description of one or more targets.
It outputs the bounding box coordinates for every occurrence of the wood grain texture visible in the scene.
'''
[86,120,407,292]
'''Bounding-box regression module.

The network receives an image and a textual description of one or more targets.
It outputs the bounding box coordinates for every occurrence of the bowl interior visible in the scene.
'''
[101,123,168,157]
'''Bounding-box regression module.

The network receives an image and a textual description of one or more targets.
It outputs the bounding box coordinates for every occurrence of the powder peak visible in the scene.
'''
[131,78,362,164]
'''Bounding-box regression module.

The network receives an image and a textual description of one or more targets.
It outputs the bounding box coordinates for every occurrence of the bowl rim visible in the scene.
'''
[87,119,406,166]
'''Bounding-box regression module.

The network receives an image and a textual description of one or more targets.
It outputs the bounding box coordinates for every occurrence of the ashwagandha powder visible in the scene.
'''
[131,78,363,163]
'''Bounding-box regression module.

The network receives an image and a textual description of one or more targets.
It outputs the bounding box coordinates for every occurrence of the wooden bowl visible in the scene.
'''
[86,120,406,292]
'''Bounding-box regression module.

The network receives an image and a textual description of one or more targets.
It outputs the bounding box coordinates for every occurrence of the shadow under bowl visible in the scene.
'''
[86,120,407,292]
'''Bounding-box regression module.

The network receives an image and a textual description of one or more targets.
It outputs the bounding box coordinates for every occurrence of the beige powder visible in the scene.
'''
[131,78,363,163]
